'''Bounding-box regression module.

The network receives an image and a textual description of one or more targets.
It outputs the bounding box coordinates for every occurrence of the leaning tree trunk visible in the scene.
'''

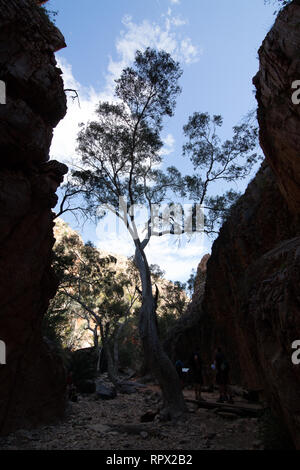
[134,243,187,419]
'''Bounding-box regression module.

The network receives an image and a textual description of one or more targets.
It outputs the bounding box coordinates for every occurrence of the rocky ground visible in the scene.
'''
[0,376,265,451]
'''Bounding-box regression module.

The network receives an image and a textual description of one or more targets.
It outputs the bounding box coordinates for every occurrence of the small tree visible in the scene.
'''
[52,228,139,384]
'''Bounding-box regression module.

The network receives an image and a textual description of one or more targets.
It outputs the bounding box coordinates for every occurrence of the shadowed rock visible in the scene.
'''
[0,0,68,434]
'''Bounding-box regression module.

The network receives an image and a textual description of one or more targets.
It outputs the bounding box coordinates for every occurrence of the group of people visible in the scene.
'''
[175,347,233,404]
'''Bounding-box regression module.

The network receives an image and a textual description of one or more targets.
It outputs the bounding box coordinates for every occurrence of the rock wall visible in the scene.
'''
[164,254,216,383]
[0,0,68,434]
[254,0,300,215]
[201,1,300,448]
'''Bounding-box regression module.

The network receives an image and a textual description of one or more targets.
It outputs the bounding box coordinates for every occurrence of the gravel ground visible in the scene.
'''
[0,380,264,451]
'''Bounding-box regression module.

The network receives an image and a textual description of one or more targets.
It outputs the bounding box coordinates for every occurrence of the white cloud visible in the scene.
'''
[180,38,199,64]
[170,0,180,4]
[160,134,175,156]
[145,233,206,282]
[51,57,117,168]
[105,11,200,92]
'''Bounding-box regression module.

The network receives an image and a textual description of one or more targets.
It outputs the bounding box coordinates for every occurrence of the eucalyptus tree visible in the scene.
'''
[72,48,188,419]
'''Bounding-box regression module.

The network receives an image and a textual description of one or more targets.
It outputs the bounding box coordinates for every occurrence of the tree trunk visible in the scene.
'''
[96,346,102,373]
[113,318,129,373]
[98,321,119,387]
[134,243,187,419]
[105,342,118,386]
[93,326,102,373]
[113,329,121,374]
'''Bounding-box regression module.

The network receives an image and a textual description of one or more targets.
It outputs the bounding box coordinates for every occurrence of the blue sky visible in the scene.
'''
[50,0,275,283]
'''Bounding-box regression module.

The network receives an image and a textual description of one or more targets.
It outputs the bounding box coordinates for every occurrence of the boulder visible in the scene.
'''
[96,383,117,400]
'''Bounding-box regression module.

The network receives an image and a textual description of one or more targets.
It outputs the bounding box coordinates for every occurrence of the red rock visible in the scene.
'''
[253,1,300,214]
[0,0,68,434]
[202,2,300,448]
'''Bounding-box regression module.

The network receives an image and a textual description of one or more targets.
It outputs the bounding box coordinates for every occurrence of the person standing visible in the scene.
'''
[190,351,204,402]
[214,347,233,403]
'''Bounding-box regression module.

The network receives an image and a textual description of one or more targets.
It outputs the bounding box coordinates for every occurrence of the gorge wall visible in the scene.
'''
[0,0,68,434]
[179,1,300,448]
[164,254,218,385]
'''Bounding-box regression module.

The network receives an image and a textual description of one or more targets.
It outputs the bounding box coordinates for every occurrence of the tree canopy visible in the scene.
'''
[182,111,260,234]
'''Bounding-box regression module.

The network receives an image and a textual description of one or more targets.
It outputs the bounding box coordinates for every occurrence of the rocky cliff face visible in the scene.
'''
[164,254,212,377]
[0,0,68,434]
[254,0,300,215]
[201,2,300,448]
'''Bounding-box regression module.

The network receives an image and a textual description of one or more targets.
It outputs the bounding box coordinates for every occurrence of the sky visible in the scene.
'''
[49,0,275,283]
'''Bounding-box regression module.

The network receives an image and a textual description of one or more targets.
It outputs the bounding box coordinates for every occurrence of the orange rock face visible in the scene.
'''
[0,0,68,434]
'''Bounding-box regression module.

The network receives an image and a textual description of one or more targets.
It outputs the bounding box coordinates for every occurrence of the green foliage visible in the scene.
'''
[115,48,182,127]
[48,219,190,372]
[183,112,262,234]
[158,281,188,319]
[57,237,132,325]
[72,47,183,233]
[43,293,74,347]
[48,221,143,366]
[117,318,143,370]
[149,264,166,280]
